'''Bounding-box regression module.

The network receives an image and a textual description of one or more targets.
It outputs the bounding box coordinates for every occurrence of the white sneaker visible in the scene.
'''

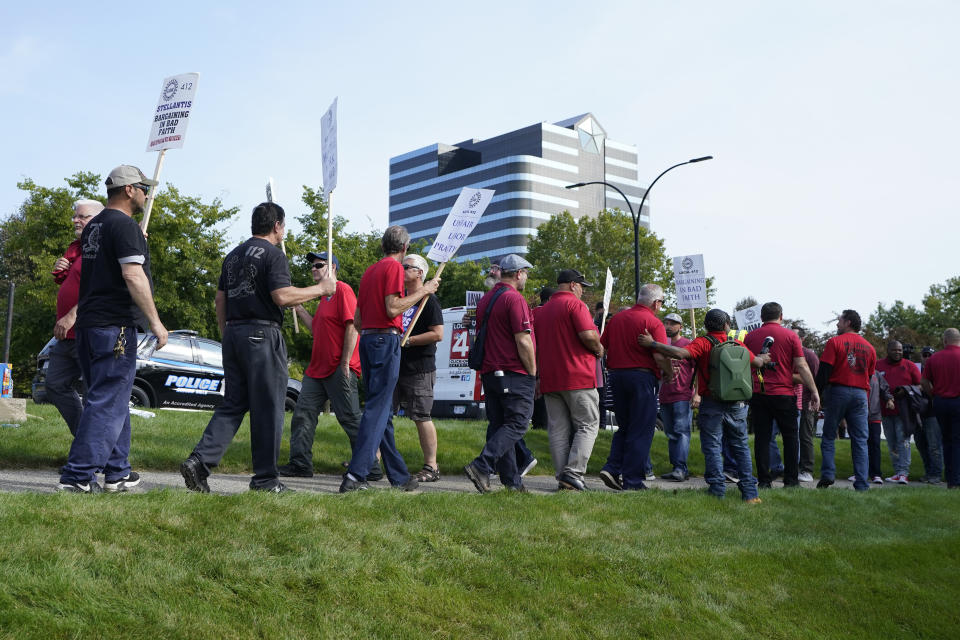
[798,472,814,483]
[519,458,538,477]
[871,476,884,484]
[897,475,908,485]
[645,472,656,481]
[847,475,856,482]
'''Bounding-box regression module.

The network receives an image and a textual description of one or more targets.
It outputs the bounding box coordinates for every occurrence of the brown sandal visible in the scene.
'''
[415,465,440,482]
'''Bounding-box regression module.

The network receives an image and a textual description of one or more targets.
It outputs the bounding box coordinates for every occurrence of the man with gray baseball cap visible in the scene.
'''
[104,165,158,191]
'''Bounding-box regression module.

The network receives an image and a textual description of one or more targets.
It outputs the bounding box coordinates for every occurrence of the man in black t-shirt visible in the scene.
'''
[180,202,335,493]
[395,253,444,481]
[58,165,169,494]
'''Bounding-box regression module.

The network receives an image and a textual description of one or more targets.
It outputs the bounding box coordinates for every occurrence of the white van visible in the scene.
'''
[431,306,484,419]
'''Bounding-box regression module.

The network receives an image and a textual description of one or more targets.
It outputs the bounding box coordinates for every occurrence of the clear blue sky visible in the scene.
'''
[3,1,957,330]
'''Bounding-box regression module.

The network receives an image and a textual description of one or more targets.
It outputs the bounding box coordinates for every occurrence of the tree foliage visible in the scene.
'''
[0,173,237,394]
[864,276,960,357]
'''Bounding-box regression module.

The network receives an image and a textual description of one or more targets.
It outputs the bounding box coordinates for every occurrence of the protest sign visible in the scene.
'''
[673,254,707,310]
[321,98,338,193]
[466,291,483,308]
[734,303,763,332]
[426,188,495,263]
[601,268,614,335]
[145,73,200,152]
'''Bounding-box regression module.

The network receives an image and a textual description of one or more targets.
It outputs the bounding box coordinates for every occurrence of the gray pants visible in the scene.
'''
[287,368,362,470]
[545,388,600,480]
[799,408,817,474]
[191,323,287,490]
[46,338,84,436]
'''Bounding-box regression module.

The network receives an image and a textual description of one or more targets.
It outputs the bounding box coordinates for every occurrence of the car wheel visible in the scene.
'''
[285,395,297,413]
[131,386,151,408]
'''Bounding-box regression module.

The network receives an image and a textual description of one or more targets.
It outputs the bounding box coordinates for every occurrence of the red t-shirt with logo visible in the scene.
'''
[600,304,667,373]
[875,357,921,415]
[821,332,876,391]
[659,336,696,403]
[55,253,82,340]
[304,281,362,379]
[536,291,597,393]
[922,345,960,398]
[357,257,404,330]
[743,322,804,396]
[684,331,756,400]
[475,282,535,375]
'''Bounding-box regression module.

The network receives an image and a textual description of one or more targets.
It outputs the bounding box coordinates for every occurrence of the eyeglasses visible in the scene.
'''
[311,262,326,270]
[131,183,150,195]
[403,264,421,271]
[655,298,665,303]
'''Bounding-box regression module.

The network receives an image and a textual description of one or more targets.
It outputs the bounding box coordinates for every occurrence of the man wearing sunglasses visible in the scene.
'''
[58,165,168,493]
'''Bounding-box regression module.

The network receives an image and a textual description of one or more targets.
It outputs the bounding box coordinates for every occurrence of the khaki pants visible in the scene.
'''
[545,388,600,480]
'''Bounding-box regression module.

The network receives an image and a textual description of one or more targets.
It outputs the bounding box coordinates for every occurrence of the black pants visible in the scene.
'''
[474,372,535,489]
[192,323,287,490]
[868,421,883,479]
[751,394,800,486]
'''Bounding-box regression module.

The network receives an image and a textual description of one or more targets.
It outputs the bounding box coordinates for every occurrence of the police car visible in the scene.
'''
[32,330,302,412]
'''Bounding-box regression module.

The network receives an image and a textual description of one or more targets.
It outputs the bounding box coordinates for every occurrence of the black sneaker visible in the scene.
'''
[758,481,773,490]
[277,464,313,478]
[464,462,491,494]
[180,454,211,493]
[558,472,586,491]
[661,469,688,482]
[366,465,385,482]
[104,471,142,493]
[817,478,835,489]
[252,482,293,493]
[394,476,419,492]
[339,473,370,493]
[598,469,623,491]
[57,480,103,494]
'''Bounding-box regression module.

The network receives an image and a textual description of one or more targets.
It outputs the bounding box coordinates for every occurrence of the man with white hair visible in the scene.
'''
[47,199,104,436]
[921,328,960,488]
[598,283,673,491]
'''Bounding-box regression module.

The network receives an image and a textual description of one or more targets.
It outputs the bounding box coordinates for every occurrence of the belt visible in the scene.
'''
[612,367,656,375]
[226,319,280,328]
[360,327,401,336]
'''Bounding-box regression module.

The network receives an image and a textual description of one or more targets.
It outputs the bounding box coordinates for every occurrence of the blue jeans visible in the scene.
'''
[881,415,912,476]
[474,372,535,488]
[933,396,960,487]
[698,398,758,499]
[821,385,869,490]
[348,334,410,486]
[661,400,692,474]
[915,415,943,480]
[603,369,659,489]
[60,326,137,485]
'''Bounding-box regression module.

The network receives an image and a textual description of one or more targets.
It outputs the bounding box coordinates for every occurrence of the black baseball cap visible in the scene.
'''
[557,269,593,287]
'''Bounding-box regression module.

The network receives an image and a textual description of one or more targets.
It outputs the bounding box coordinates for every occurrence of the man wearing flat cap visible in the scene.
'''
[277,251,369,478]
[464,254,538,493]
[536,269,604,491]
[58,165,168,493]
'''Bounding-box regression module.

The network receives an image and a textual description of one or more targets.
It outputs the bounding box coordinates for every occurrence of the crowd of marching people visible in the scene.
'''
[48,165,960,495]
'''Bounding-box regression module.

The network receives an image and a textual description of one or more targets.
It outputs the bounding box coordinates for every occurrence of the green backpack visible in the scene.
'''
[705,335,753,402]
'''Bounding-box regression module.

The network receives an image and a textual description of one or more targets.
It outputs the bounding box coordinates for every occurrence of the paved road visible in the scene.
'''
[0,468,925,495]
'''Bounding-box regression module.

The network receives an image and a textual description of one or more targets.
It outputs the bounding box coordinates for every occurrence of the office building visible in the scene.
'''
[388,114,647,260]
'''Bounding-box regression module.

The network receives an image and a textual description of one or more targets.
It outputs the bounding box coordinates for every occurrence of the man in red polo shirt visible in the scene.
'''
[814,309,877,491]
[876,340,921,484]
[339,226,439,493]
[279,251,369,479]
[597,283,672,491]
[47,199,104,436]
[536,269,603,491]
[921,328,960,488]
[743,302,820,489]
[464,254,537,493]
[641,308,771,501]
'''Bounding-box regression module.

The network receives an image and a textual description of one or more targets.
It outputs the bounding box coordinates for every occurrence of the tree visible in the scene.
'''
[524,208,715,333]
[864,276,960,357]
[0,173,237,394]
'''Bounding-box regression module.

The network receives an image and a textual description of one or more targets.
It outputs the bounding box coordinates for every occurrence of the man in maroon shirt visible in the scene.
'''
[640,308,771,501]
[814,309,877,490]
[536,269,603,491]
[743,302,820,489]
[46,199,104,435]
[876,340,921,483]
[464,254,537,493]
[597,284,673,491]
[797,336,820,482]
[339,226,439,493]
[279,252,369,479]
[921,328,960,488]
[658,313,699,482]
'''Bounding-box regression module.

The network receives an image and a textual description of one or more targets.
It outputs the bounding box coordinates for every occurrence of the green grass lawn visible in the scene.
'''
[1,403,955,639]
[1,401,932,480]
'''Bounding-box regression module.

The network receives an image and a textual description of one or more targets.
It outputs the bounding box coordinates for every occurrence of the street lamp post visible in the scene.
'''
[566,155,712,302]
